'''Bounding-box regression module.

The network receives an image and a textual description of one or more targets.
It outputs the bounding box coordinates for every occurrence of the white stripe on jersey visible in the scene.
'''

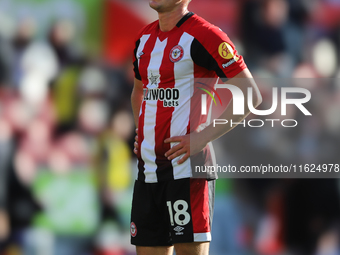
[137,34,151,71]
[137,34,151,118]
[171,32,195,179]
[141,38,168,183]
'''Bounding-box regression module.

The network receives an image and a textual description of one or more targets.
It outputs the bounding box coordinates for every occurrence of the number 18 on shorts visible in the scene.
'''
[130,178,215,246]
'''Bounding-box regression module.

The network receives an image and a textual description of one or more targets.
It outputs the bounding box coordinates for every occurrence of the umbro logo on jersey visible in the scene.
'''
[169,45,184,63]
[174,226,184,235]
[143,88,180,107]
[137,51,144,59]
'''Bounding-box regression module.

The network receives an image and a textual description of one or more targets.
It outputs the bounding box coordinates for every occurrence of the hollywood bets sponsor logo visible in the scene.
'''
[130,222,137,237]
[143,88,180,107]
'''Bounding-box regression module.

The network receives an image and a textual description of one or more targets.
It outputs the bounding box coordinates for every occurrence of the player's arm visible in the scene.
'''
[131,78,144,155]
[131,78,144,128]
[199,68,261,143]
[164,25,262,163]
[164,68,262,164]
[0,209,9,240]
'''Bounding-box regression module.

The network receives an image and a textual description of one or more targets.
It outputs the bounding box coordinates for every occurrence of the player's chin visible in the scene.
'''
[149,0,159,6]
[149,1,162,10]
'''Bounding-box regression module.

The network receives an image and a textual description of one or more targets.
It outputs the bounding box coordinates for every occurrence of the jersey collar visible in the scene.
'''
[176,12,194,28]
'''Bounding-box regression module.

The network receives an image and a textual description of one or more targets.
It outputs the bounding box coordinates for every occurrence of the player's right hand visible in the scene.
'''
[134,128,139,155]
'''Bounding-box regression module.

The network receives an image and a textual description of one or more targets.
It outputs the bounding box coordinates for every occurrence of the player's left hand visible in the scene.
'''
[164,132,207,164]
[133,128,139,155]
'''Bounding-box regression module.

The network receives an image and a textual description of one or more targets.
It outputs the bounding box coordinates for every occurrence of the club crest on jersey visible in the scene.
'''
[169,45,184,63]
[147,71,161,89]
[130,222,137,237]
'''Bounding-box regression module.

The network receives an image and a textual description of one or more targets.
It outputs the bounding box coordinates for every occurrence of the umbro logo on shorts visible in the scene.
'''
[174,226,184,235]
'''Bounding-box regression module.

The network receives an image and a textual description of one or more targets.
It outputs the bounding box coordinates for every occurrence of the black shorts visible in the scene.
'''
[130,178,215,246]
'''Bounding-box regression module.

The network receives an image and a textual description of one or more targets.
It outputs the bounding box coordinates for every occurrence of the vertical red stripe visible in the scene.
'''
[190,179,210,234]
[190,64,217,133]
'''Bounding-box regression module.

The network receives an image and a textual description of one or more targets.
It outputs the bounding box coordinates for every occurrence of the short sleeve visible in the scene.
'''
[191,25,246,80]
[133,39,141,81]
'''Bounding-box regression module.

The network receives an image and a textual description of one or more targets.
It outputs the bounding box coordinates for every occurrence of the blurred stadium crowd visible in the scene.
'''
[0,0,340,255]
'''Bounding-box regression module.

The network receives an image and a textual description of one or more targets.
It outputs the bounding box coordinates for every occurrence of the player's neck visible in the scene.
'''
[158,8,189,32]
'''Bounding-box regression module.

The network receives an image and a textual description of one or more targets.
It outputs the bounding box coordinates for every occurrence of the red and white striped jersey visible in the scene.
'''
[133,12,246,183]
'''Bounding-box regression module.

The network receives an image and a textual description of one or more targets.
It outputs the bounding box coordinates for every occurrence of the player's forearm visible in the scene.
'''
[200,100,251,144]
[131,87,144,128]
[200,84,262,145]
[0,209,9,240]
